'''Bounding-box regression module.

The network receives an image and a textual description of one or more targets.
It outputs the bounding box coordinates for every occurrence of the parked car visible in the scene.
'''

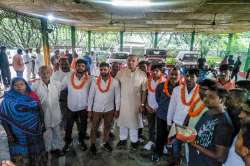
[107,52,129,68]
[176,51,200,68]
[144,49,167,63]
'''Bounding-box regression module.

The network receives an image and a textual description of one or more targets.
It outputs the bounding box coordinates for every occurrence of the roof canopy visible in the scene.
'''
[1,0,250,32]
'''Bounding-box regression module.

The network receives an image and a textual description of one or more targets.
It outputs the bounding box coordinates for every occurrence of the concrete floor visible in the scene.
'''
[0,123,174,166]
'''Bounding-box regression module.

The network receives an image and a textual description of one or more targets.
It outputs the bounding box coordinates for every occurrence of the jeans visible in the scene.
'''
[172,139,182,160]
[16,71,23,78]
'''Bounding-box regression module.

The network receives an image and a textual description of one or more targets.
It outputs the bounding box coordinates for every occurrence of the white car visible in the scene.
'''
[176,51,200,68]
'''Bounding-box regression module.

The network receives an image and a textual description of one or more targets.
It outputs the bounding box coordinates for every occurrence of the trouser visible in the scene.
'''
[59,100,68,128]
[31,60,35,78]
[246,68,250,80]
[146,112,156,142]
[25,64,31,81]
[43,125,63,151]
[172,139,182,160]
[90,111,114,144]
[231,70,239,81]
[0,67,11,87]
[155,117,169,156]
[119,127,138,143]
[64,109,88,144]
[16,71,23,78]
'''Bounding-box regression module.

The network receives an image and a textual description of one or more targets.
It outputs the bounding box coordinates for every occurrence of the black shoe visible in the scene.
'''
[90,144,97,155]
[116,140,127,149]
[62,143,72,153]
[151,153,160,162]
[103,143,113,152]
[130,142,139,150]
[79,142,88,151]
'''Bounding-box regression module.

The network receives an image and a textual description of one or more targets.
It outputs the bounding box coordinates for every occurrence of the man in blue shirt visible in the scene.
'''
[152,67,180,162]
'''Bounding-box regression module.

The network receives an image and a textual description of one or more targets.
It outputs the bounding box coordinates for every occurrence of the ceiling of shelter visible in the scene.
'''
[1,0,250,32]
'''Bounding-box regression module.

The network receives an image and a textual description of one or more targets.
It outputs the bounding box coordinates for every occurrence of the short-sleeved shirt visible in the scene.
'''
[188,111,233,166]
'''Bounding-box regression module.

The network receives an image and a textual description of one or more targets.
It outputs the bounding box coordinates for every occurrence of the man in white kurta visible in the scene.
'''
[51,57,71,127]
[31,66,64,156]
[115,55,147,149]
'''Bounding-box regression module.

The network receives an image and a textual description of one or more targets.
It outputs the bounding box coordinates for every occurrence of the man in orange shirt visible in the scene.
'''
[12,49,24,78]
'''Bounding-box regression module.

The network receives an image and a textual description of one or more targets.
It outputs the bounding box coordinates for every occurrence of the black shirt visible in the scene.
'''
[188,111,233,166]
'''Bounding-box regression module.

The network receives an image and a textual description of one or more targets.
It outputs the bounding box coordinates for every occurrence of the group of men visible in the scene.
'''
[1,47,250,166]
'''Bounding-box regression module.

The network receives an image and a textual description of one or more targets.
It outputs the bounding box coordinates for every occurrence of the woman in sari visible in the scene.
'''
[0,77,47,166]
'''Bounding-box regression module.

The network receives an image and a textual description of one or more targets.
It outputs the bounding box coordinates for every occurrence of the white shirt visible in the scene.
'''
[223,137,244,166]
[88,77,120,112]
[51,69,70,82]
[147,78,166,110]
[167,85,199,126]
[31,79,62,128]
[62,72,92,112]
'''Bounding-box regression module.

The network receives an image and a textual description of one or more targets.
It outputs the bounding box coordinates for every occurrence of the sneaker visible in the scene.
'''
[103,143,113,152]
[151,153,160,162]
[116,140,127,149]
[90,144,97,155]
[130,142,139,150]
[144,141,154,151]
[62,143,72,153]
[79,142,88,151]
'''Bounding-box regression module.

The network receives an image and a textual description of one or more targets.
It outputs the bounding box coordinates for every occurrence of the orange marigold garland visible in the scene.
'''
[188,98,206,117]
[71,72,89,89]
[163,79,171,97]
[96,76,112,93]
[180,84,199,106]
[147,76,164,93]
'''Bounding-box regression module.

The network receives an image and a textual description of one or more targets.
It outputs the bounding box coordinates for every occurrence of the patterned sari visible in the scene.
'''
[0,77,47,166]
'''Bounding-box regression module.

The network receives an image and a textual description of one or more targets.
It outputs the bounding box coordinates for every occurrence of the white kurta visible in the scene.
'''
[51,69,70,82]
[31,79,62,128]
[116,68,147,129]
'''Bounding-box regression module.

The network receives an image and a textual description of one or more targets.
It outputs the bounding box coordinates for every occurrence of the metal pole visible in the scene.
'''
[88,31,91,53]
[190,31,195,51]
[226,33,233,55]
[120,31,124,52]
[41,18,50,65]
[154,32,159,48]
[71,26,76,51]
[244,42,250,72]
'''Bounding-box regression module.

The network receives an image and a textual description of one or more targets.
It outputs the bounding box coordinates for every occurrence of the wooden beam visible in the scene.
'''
[41,18,50,65]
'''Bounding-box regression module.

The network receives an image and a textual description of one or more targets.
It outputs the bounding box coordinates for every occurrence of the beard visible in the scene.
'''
[101,73,109,77]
